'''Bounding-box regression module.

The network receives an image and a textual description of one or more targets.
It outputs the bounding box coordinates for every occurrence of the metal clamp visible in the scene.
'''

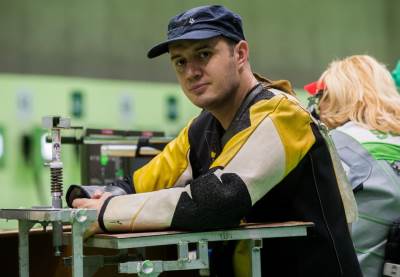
[118,240,209,276]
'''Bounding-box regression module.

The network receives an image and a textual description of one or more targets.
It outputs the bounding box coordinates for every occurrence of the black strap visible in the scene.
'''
[220,84,264,147]
[135,136,149,157]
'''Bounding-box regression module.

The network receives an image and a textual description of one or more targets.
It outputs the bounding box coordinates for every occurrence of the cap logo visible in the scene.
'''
[189,18,195,24]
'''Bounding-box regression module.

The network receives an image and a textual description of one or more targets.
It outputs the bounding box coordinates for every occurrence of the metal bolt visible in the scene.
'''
[138,260,154,274]
[72,209,87,223]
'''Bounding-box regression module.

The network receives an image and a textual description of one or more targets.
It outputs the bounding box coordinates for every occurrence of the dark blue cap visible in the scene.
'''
[147,5,245,58]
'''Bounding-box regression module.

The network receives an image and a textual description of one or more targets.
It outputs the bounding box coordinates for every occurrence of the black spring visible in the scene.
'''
[50,167,63,193]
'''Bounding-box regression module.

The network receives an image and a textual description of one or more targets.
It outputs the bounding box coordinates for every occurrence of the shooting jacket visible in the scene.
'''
[98,82,362,276]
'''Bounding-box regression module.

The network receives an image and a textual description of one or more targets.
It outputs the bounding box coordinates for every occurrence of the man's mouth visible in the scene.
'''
[189,83,209,93]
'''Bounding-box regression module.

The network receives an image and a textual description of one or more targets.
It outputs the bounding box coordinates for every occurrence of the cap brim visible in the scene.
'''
[147,29,222,58]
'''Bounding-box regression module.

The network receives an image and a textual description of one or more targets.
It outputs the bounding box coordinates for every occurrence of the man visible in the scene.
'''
[70,5,362,276]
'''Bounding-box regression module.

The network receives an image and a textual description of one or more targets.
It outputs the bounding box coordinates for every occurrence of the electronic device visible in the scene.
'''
[80,128,171,185]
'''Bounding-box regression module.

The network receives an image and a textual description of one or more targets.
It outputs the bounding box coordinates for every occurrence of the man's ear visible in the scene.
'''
[235,40,249,68]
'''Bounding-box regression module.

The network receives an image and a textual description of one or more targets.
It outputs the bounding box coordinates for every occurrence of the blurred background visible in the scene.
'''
[0,0,399,229]
[1,0,399,83]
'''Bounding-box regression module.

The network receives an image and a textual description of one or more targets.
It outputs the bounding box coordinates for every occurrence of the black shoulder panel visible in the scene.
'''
[256,87,275,101]
[220,87,276,147]
[171,172,252,231]
[188,111,223,178]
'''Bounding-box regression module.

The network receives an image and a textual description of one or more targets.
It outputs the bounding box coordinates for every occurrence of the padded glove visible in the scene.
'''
[66,177,134,208]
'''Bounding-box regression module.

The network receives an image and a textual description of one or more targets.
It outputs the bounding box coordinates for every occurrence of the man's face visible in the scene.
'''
[169,37,241,111]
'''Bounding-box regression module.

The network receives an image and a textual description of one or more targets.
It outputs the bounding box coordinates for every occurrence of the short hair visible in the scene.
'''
[221,36,238,56]
[318,55,400,134]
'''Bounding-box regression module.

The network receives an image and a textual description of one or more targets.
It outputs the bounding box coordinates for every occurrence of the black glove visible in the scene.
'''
[66,177,135,208]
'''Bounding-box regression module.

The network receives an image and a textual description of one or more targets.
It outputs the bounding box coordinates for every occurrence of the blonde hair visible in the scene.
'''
[318,55,400,133]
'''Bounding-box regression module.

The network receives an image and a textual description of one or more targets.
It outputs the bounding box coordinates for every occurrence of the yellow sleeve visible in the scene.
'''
[133,122,192,193]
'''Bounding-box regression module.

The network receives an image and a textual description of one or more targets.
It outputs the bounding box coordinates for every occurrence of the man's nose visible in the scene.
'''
[186,62,202,80]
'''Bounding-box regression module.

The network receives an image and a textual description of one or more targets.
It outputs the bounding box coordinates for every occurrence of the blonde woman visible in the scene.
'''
[305,55,400,277]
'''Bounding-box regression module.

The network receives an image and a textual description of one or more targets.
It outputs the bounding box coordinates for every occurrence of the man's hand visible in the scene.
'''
[91,189,106,199]
[72,192,112,239]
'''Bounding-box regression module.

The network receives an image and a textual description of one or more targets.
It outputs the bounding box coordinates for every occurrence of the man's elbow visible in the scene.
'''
[170,172,252,231]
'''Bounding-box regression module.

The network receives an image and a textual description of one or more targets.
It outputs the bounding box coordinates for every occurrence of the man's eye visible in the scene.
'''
[199,51,210,59]
[174,59,186,68]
